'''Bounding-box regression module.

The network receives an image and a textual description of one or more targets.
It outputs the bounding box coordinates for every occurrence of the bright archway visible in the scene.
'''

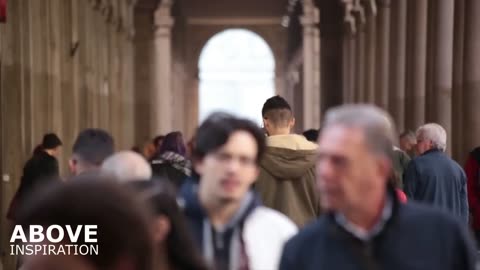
[198,29,275,125]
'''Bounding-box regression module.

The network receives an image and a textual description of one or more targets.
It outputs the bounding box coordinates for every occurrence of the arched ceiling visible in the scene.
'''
[177,0,289,17]
[135,0,161,11]
[136,0,289,17]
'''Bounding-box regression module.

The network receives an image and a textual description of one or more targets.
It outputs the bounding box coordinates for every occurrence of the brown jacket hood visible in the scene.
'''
[256,134,321,226]
[261,135,317,179]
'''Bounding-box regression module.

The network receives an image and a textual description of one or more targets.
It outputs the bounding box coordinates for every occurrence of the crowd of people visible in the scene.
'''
[4,95,480,270]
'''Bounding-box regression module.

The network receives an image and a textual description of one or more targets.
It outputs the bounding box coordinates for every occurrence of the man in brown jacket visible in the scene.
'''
[256,95,321,227]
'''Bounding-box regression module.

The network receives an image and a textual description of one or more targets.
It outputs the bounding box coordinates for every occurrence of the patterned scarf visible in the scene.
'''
[152,151,192,176]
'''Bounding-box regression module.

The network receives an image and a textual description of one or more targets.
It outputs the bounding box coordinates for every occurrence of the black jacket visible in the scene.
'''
[280,189,477,270]
[17,151,60,204]
[404,149,468,223]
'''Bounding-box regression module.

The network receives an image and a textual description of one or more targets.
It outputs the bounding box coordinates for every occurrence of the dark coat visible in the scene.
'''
[391,148,411,189]
[280,189,477,270]
[8,151,60,220]
[404,149,468,224]
[18,151,59,198]
[465,147,480,229]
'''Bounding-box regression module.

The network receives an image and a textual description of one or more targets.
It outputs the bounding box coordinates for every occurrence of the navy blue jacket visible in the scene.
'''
[280,192,477,270]
[404,149,468,223]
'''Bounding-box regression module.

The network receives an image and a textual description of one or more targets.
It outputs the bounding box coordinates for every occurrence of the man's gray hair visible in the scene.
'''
[323,104,397,159]
[416,123,447,152]
[101,151,152,182]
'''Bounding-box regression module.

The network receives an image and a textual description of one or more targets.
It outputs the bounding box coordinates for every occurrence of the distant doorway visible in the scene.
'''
[198,29,275,125]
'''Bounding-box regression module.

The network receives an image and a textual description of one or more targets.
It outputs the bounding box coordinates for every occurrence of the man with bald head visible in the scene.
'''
[102,151,152,182]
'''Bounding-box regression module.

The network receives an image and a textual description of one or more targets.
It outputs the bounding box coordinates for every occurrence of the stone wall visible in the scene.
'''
[0,1,136,267]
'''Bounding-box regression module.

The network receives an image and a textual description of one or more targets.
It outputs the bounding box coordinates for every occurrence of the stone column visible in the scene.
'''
[375,0,390,109]
[431,0,455,154]
[364,14,376,103]
[185,74,200,140]
[124,1,136,148]
[1,2,25,268]
[355,28,366,103]
[20,0,33,153]
[452,0,465,161]
[389,0,407,132]
[59,0,75,171]
[425,0,436,122]
[342,35,353,103]
[32,1,48,139]
[348,35,356,103]
[117,1,127,148]
[405,0,427,130]
[90,2,101,128]
[98,3,111,132]
[77,1,88,130]
[50,0,63,124]
[48,0,65,170]
[301,0,321,129]
[152,0,174,135]
[84,4,94,128]
[107,2,119,146]
[463,0,480,153]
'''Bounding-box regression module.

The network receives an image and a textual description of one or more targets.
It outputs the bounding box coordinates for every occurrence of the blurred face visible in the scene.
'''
[399,137,415,152]
[415,133,432,155]
[195,131,259,203]
[316,125,389,212]
[69,158,79,176]
[51,146,62,157]
[152,215,170,245]
[143,142,156,159]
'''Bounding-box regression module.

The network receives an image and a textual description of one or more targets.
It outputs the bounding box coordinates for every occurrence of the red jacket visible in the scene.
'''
[465,147,480,230]
[396,189,408,203]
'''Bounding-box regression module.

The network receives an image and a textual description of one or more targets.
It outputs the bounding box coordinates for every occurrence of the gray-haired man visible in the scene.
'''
[280,105,476,270]
[404,123,468,224]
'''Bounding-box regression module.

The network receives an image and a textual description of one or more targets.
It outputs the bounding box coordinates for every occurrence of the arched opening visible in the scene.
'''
[198,29,275,125]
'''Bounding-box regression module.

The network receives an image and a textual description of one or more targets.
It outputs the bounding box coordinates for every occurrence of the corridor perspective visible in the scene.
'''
[1,0,480,269]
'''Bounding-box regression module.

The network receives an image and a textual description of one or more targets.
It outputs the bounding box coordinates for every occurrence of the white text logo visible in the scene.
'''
[10,225,99,256]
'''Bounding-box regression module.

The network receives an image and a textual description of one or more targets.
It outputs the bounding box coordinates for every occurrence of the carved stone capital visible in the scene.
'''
[116,17,125,33]
[154,24,173,38]
[300,2,319,28]
[340,0,370,34]
[102,4,114,23]
[361,0,377,16]
[376,0,391,8]
[122,27,135,41]
[353,0,366,25]
[91,0,101,10]
[126,0,138,7]
[341,0,356,33]
[154,12,175,28]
